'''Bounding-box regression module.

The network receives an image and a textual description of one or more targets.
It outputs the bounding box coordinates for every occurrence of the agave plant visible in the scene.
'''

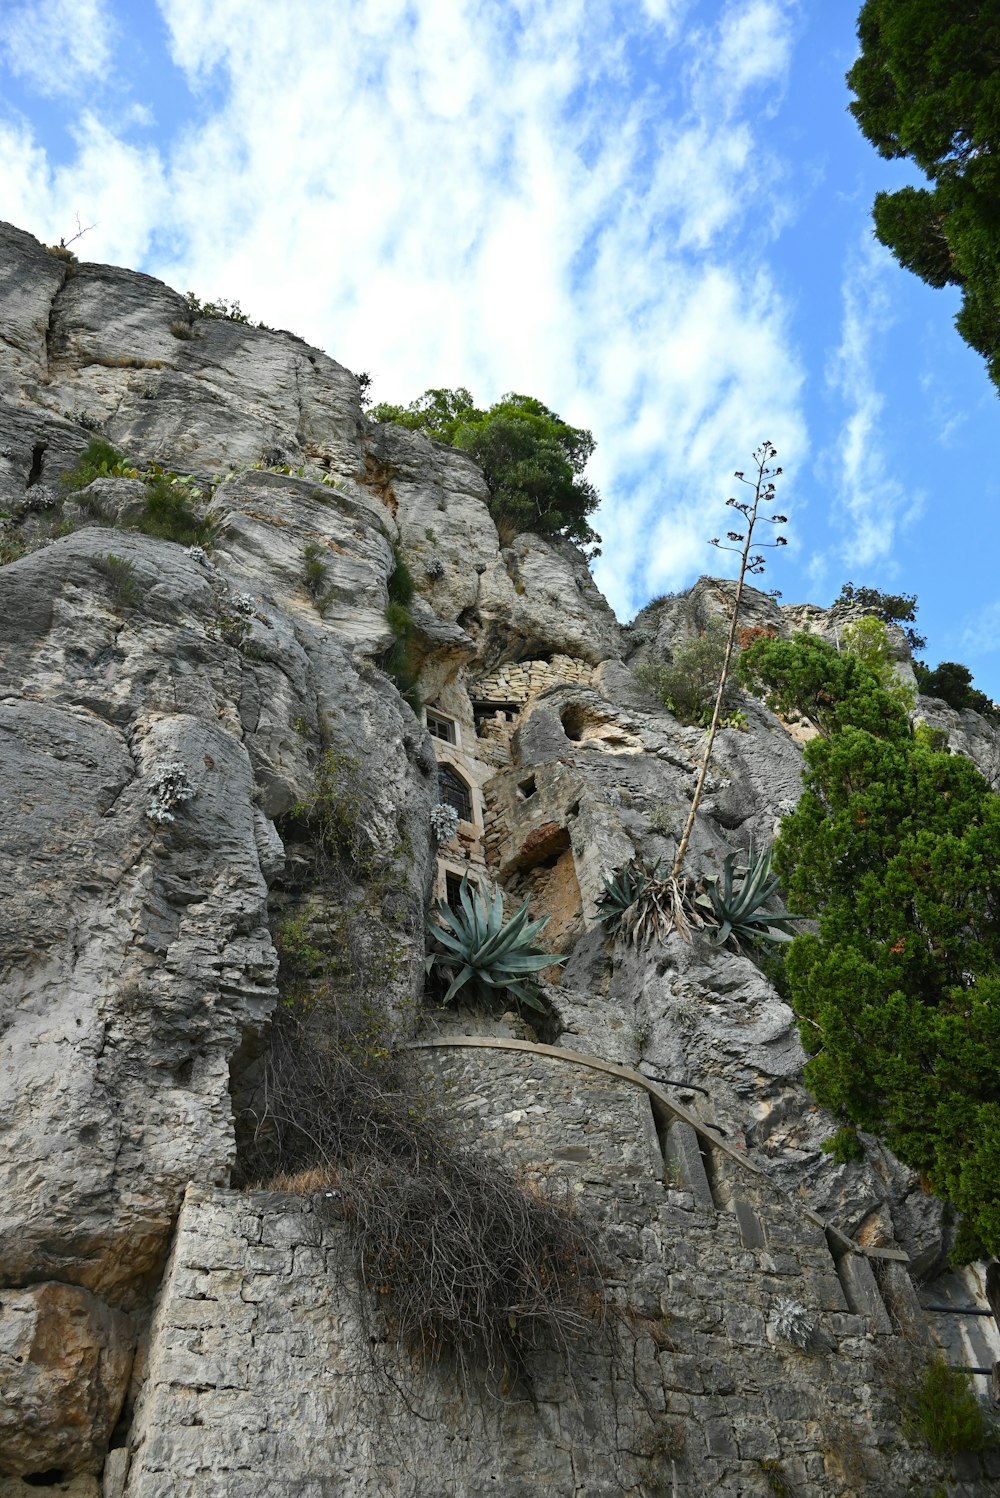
[595,857,660,935]
[597,857,716,947]
[702,841,801,952]
[425,876,562,1013]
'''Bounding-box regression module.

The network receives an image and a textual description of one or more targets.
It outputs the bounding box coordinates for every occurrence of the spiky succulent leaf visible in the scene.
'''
[702,840,801,951]
[426,874,563,1013]
[596,856,663,933]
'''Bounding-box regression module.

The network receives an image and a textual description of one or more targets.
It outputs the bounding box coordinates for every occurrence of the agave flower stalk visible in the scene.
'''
[671,442,787,882]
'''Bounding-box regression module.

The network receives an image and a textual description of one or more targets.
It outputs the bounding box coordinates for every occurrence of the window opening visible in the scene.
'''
[445,870,476,910]
[438,763,472,822]
[473,701,520,734]
[26,443,46,488]
[426,710,456,744]
[518,776,537,800]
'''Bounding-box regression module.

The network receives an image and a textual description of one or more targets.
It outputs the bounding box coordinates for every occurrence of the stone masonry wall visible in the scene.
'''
[119,1042,994,1497]
[472,656,594,704]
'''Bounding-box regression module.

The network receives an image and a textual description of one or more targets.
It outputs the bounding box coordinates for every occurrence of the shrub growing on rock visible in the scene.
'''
[372,387,601,553]
[633,617,741,727]
[742,629,1000,1257]
[61,439,138,491]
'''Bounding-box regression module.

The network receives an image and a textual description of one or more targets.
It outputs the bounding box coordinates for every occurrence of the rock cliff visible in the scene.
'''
[1,220,998,1495]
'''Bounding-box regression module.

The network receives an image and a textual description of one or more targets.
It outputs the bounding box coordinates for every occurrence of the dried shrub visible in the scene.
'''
[240,961,602,1394]
[91,552,142,613]
[737,624,777,651]
[239,740,604,1397]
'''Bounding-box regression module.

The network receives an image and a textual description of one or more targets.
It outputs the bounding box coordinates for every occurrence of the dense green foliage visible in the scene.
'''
[914,658,998,719]
[135,477,214,547]
[847,1,1000,390]
[61,439,138,490]
[742,631,1000,1256]
[834,580,926,652]
[372,387,601,551]
[634,618,742,726]
[909,1359,996,1455]
[840,616,917,709]
[382,549,421,713]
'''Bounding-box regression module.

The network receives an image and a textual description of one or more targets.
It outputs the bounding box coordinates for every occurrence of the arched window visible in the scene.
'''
[438,763,472,823]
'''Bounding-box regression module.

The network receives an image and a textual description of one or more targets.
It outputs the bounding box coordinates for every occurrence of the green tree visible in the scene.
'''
[372,388,601,552]
[914,658,998,719]
[742,630,1000,1256]
[841,616,917,710]
[847,1,1000,390]
[834,580,926,652]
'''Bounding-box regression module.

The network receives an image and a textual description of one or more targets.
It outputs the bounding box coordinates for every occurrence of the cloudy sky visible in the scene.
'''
[2,0,999,691]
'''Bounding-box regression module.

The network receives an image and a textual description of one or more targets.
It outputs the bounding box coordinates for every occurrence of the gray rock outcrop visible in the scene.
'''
[2,220,998,1492]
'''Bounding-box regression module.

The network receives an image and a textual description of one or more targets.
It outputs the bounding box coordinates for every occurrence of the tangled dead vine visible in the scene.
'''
[240,1034,622,1437]
[238,989,604,1396]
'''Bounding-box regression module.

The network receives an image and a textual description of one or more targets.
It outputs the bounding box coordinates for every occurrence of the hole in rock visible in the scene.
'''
[24,1473,66,1487]
[560,704,588,742]
[26,443,46,488]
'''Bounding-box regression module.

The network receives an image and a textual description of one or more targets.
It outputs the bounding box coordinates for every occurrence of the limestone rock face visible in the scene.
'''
[3,219,1000,1488]
[0,1282,132,1476]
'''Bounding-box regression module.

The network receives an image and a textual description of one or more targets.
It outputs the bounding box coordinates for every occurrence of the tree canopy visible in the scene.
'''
[371,388,601,552]
[834,580,926,652]
[914,658,999,719]
[847,1,1000,390]
[742,631,1000,1257]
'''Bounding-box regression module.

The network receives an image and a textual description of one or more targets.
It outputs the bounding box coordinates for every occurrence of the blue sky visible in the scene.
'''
[3,0,999,695]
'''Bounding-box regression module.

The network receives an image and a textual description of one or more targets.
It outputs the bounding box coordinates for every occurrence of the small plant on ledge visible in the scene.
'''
[597,841,798,954]
[429,802,459,844]
[425,874,562,1013]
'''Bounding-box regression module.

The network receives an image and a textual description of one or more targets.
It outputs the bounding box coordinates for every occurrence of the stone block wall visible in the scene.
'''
[472,656,595,705]
[118,1040,994,1496]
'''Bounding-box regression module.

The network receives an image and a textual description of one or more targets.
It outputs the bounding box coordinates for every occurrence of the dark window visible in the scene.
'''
[445,871,476,909]
[438,764,472,822]
[518,776,537,800]
[426,711,456,744]
[472,701,521,735]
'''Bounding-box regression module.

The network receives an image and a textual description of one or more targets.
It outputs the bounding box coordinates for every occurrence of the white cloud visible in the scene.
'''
[961,602,1000,658]
[0,0,115,96]
[0,0,807,621]
[824,234,924,574]
[0,114,167,268]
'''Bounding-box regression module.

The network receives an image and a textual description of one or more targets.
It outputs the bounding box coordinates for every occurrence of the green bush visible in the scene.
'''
[914,659,998,720]
[382,565,421,714]
[184,290,255,325]
[742,630,1000,1256]
[387,545,415,606]
[909,1359,995,1456]
[135,478,214,547]
[834,581,926,652]
[635,618,740,726]
[62,439,137,491]
[373,387,601,552]
[840,616,916,710]
[821,1126,865,1164]
[302,542,328,598]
